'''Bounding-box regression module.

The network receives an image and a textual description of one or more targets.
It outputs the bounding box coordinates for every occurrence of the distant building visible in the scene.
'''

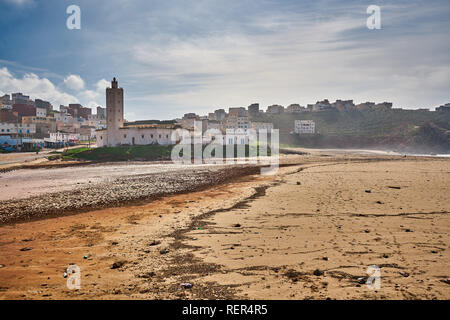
[294,120,315,134]
[0,109,18,123]
[331,100,355,112]
[355,102,376,111]
[97,106,106,119]
[97,78,181,147]
[436,103,450,112]
[248,103,260,116]
[1,101,12,110]
[312,100,332,112]
[12,104,36,120]
[228,107,247,117]
[1,94,11,104]
[60,105,69,114]
[67,104,92,120]
[206,120,222,131]
[286,104,306,113]
[35,99,53,113]
[22,116,57,138]
[266,104,285,114]
[0,122,36,136]
[12,93,33,105]
[181,113,200,130]
[214,109,227,121]
[226,111,249,132]
[36,107,47,117]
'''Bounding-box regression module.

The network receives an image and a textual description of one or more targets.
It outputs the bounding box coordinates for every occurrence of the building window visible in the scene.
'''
[141,135,144,139]
[151,134,153,138]
[124,134,127,138]
[159,134,161,138]
[166,134,168,138]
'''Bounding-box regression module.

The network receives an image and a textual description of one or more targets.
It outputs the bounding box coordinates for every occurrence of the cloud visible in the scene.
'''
[125,3,450,113]
[0,67,79,107]
[2,0,449,119]
[95,79,110,93]
[64,74,85,91]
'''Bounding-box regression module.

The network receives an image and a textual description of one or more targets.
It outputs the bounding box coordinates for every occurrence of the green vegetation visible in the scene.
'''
[53,144,272,162]
[56,145,173,161]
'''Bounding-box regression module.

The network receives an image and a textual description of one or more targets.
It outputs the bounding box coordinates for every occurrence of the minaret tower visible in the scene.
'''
[106,77,124,146]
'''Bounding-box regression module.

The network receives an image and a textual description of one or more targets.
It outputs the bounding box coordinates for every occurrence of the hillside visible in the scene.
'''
[251,109,450,153]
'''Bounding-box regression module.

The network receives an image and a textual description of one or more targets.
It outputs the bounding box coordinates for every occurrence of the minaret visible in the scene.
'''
[106,77,124,146]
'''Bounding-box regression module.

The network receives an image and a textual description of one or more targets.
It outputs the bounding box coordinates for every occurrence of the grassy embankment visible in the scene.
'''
[48,144,272,162]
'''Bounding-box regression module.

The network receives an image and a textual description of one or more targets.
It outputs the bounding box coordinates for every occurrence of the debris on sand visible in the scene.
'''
[313,269,324,276]
[111,261,127,269]
[388,186,401,190]
[357,277,366,284]
[232,223,241,228]
[139,272,156,279]
[159,249,169,255]
[19,247,32,252]
[365,189,371,193]
[400,271,410,277]
[180,283,193,289]
[148,240,161,246]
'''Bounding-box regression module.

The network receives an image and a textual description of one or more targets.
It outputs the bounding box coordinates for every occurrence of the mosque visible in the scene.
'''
[96,78,181,147]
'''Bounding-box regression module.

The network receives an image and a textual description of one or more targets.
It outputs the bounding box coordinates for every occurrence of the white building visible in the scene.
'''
[54,111,74,123]
[0,123,36,135]
[36,107,47,117]
[46,132,80,143]
[96,78,181,147]
[1,102,12,110]
[294,120,315,134]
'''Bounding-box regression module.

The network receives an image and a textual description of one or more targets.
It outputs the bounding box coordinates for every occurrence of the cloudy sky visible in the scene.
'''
[0,0,449,120]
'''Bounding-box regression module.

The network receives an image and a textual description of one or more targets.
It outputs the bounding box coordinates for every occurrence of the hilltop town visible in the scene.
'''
[1,80,449,153]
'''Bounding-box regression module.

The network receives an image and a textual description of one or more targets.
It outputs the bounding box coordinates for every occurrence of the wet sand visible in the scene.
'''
[0,155,449,299]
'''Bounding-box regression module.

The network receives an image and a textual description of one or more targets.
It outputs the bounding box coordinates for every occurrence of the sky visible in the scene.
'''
[0,0,449,120]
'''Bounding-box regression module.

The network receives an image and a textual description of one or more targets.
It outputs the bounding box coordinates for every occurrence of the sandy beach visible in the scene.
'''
[0,153,449,299]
